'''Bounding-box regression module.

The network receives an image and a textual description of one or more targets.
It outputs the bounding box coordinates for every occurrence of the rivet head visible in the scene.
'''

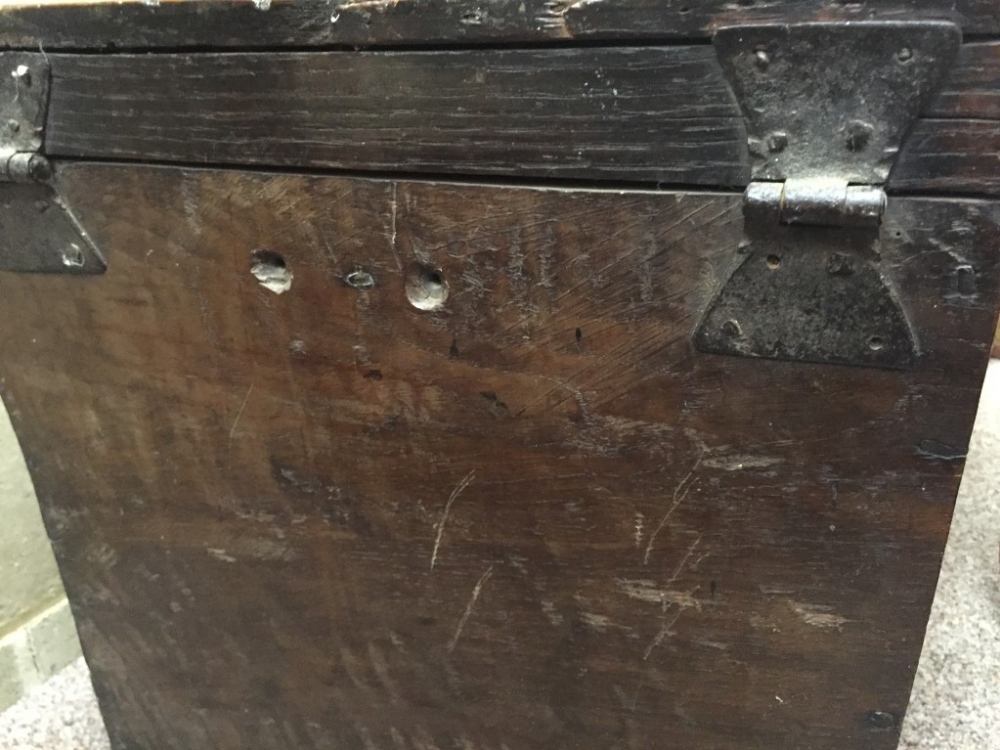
[11,64,31,86]
[61,243,85,268]
[6,119,20,134]
[721,319,742,338]
[754,49,770,71]
[766,131,788,154]
[896,47,913,63]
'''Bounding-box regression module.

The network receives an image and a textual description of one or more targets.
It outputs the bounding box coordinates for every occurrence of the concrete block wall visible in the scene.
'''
[0,404,81,712]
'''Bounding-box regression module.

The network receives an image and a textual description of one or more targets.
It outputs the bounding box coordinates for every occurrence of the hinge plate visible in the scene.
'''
[0,183,105,274]
[694,21,960,371]
[714,21,961,185]
[0,52,47,158]
[693,227,916,370]
[0,52,105,275]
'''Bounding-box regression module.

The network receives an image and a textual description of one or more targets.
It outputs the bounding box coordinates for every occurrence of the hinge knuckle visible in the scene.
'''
[745,178,885,228]
[1,152,53,184]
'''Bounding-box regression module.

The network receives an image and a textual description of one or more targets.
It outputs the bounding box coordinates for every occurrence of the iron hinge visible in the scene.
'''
[0,52,104,275]
[694,21,961,370]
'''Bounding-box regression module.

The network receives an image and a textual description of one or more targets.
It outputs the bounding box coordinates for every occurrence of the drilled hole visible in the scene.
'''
[868,336,885,351]
[766,254,781,270]
[896,47,913,63]
[405,263,449,311]
[250,250,292,294]
[345,269,375,289]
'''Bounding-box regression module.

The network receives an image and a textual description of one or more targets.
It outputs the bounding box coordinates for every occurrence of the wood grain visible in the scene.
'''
[0,163,996,749]
[39,43,1000,193]
[0,0,995,50]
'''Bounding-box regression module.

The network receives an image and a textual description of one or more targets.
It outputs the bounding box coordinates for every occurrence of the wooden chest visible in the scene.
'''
[0,2,998,749]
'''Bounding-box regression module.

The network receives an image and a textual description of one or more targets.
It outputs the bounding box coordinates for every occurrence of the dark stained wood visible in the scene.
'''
[40,43,1000,193]
[932,42,1000,120]
[0,0,995,51]
[0,163,997,749]
[890,119,1000,194]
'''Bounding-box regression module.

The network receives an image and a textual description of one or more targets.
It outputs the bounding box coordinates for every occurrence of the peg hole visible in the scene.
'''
[250,250,292,294]
[766,254,781,270]
[868,336,884,351]
[406,263,449,311]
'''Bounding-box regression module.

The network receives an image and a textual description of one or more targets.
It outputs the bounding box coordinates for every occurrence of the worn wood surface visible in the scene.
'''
[39,42,1000,193]
[0,163,997,749]
[0,0,996,50]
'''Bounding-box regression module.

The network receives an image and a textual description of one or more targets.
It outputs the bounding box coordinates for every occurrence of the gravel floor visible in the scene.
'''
[0,659,108,750]
[897,361,1000,749]
[2,365,999,749]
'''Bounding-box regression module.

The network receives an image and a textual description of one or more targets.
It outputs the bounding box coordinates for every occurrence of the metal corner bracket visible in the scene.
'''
[693,21,961,370]
[0,52,105,275]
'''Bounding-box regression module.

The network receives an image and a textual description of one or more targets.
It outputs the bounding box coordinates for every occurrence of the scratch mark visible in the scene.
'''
[229,384,254,441]
[541,600,563,626]
[368,642,402,703]
[207,548,236,563]
[643,608,684,660]
[703,454,783,471]
[664,535,703,592]
[644,455,702,564]
[431,470,476,570]
[791,602,851,630]
[915,438,966,462]
[448,567,493,653]
[615,579,701,610]
[388,182,402,270]
[580,612,633,633]
[335,0,402,10]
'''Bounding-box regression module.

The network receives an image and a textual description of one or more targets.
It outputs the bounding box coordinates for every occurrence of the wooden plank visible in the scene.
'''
[0,0,995,51]
[41,44,1000,193]
[890,119,1000,194]
[44,47,751,186]
[931,42,1000,120]
[0,163,997,749]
